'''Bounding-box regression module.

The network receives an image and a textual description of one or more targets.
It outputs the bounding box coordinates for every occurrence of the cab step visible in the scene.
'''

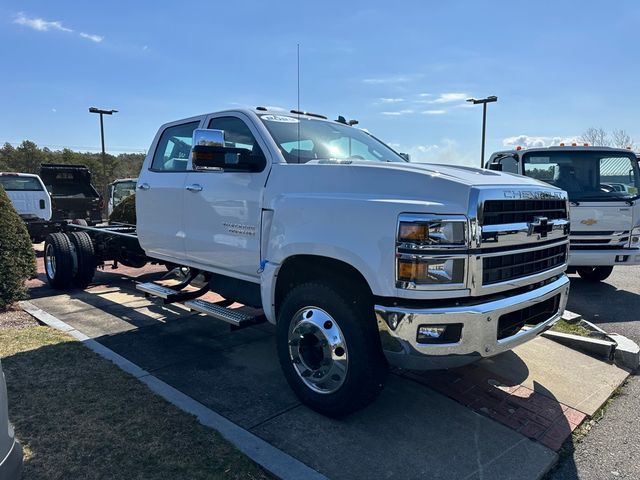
[136,282,179,299]
[184,299,257,327]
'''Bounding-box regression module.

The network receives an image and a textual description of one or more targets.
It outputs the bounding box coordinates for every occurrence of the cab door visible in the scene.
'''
[182,113,271,279]
[136,119,201,261]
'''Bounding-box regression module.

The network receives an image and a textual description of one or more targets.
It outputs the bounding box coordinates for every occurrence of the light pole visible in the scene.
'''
[89,107,117,217]
[466,96,497,168]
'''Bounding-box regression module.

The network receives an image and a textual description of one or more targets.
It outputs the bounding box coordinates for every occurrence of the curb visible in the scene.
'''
[19,301,329,480]
[541,330,616,359]
[543,320,640,371]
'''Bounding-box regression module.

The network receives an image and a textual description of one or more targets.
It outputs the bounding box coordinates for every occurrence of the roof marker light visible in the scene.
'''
[571,143,577,146]
[560,143,565,147]
[516,146,522,151]
[583,143,589,147]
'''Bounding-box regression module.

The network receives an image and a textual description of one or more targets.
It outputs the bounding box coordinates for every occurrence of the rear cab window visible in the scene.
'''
[151,121,200,172]
[0,175,44,191]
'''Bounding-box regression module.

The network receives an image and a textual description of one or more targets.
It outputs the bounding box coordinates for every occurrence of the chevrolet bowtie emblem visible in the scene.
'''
[580,218,598,226]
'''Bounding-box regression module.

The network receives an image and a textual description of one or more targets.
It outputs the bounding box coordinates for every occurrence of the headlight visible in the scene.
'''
[396,214,469,288]
[630,227,640,248]
[397,256,465,285]
[398,216,467,249]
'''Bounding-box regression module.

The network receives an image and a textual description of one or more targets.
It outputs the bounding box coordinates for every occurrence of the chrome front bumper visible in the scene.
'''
[375,275,570,370]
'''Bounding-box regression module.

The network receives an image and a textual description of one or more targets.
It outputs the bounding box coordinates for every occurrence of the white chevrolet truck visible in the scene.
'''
[487,146,640,281]
[43,108,570,415]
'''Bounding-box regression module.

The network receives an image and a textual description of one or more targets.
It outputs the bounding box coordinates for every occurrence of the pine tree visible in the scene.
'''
[0,186,37,310]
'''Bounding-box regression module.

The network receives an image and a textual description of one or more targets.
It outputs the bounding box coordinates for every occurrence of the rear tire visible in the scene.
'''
[44,233,74,289]
[276,282,386,417]
[576,266,613,282]
[67,232,96,288]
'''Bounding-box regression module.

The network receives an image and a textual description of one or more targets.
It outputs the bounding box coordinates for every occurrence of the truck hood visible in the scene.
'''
[267,161,565,220]
[374,161,557,188]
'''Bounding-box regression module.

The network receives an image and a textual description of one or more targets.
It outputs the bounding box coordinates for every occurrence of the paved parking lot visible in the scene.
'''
[23,247,638,479]
[550,267,640,480]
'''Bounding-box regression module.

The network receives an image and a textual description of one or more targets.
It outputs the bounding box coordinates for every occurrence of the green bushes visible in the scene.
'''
[109,193,136,225]
[0,186,37,310]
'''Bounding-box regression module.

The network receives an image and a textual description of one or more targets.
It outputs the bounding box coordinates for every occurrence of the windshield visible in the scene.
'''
[522,150,640,202]
[0,175,43,191]
[259,114,405,163]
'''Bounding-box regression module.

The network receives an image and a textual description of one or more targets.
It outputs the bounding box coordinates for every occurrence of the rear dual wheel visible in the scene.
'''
[44,232,96,289]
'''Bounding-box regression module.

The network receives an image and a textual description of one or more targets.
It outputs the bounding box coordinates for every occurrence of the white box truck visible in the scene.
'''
[487,145,640,281]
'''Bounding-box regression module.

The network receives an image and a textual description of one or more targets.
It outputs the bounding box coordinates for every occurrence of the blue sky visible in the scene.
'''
[1,1,639,165]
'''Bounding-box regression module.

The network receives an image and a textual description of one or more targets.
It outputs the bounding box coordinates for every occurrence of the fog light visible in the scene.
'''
[417,323,463,344]
[418,325,446,339]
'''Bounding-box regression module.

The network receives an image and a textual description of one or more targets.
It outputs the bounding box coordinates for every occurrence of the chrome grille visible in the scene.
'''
[483,199,567,226]
[482,244,567,285]
[569,230,630,250]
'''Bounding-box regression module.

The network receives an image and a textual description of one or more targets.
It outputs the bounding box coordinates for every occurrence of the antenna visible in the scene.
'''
[297,43,300,164]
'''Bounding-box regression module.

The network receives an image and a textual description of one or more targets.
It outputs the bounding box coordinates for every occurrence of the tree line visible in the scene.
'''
[0,140,146,193]
[580,128,636,150]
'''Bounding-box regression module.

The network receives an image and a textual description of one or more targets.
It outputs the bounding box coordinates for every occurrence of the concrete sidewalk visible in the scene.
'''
[28,285,558,480]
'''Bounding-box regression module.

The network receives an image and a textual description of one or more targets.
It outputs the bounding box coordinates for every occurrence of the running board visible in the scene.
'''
[136,281,211,304]
[184,299,257,327]
[137,282,179,299]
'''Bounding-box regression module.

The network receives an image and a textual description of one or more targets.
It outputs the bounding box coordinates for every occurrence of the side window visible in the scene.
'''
[151,121,199,171]
[208,117,264,155]
[500,156,519,174]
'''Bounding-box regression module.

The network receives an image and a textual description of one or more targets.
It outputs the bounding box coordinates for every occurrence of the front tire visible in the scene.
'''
[576,266,613,282]
[276,282,386,417]
[44,233,74,289]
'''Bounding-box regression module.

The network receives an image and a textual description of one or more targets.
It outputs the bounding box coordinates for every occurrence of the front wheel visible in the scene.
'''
[276,282,386,417]
[576,266,614,282]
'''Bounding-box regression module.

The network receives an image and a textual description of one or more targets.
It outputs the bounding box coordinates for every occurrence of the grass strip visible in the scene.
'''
[0,324,269,480]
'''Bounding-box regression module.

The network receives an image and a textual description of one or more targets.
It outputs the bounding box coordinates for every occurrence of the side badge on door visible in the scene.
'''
[580,218,597,226]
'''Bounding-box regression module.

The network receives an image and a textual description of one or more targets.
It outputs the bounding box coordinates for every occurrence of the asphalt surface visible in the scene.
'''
[550,267,640,480]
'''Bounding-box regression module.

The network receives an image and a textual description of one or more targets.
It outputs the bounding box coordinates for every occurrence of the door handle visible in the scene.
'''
[185,184,203,192]
[137,183,150,190]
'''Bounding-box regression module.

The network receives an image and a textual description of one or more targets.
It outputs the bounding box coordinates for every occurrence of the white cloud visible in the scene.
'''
[400,139,474,166]
[379,97,405,103]
[79,32,103,43]
[14,12,104,44]
[418,93,432,97]
[502,134,581,148]
[422,109,446,115]
[381,109,414,116]
[14,12,72,32]
[430,93,468,104]
[51,108,57,113]
[363,76,413,84]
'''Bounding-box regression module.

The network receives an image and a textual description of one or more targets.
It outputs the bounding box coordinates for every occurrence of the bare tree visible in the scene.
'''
[580,127,610,147]
[611,129,636,150]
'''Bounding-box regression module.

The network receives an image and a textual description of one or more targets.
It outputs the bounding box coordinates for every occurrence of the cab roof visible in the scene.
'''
[494,145,636,156]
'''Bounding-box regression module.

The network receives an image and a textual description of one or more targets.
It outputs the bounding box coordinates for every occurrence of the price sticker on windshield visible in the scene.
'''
[261,115,299,123]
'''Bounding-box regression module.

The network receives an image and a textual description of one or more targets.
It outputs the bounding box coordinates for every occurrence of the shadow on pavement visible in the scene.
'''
[567,275,640,325]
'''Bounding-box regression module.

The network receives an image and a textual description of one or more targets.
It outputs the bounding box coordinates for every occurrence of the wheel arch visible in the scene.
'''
[267,254,374,323]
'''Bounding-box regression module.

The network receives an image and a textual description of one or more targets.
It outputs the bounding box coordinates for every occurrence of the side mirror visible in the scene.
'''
[191,129,265,172]
[488,162,503,171]
[399,152,411,161]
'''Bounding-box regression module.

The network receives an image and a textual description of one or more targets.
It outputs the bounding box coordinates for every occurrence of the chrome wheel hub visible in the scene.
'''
[45,244,56,279]
[288,307,348,394]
